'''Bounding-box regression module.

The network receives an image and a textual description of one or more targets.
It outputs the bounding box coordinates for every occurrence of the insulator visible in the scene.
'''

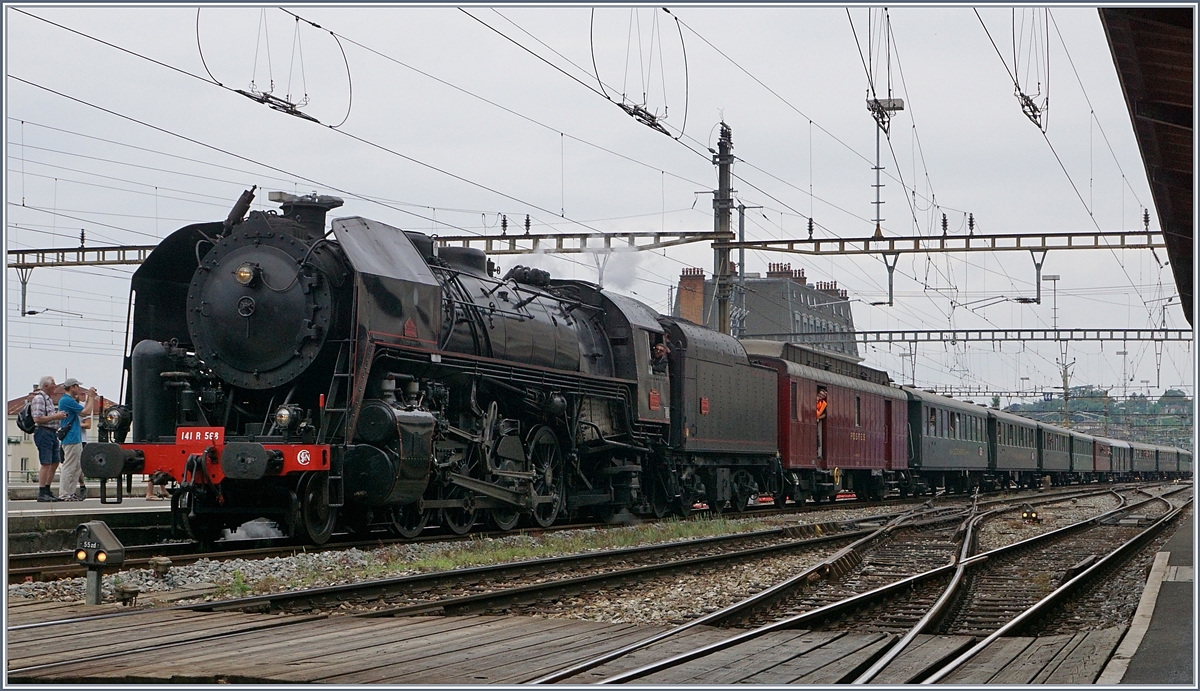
[807,217,814,239]
[1143,209,1150,231]
[941,213,948,235]
[501,214,508,235]
[524,214,531,235]
[968,213,975,234]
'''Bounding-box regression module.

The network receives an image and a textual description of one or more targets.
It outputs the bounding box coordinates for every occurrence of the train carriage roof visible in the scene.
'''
[755,358,906,400]
[987,407,1039,429]
[902,387,993,415]
[659,316,751,365]
[1071,430,1096,443]
[1128,440,1160,452]
[1036,421,1071,437]
[1092,436,1128,450]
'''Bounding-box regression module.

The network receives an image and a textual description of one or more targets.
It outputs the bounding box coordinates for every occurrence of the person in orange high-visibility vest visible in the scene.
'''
[815,388,828,458]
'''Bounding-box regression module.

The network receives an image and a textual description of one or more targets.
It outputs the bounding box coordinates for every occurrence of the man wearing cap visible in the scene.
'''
[31,376,66,502]
[56,378,95,501]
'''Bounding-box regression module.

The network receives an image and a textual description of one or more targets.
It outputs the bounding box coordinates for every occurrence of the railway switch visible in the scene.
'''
[74,521,125,604]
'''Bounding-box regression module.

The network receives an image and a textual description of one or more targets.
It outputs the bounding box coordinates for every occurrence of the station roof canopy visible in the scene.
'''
[1100,8,1194,326]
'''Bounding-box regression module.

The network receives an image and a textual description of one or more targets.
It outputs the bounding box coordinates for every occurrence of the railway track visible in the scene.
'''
[7,484,1185,685]
[8,482,1137,585]
[530,484,1188,684]
[917,485,1191,684]
[9,516,883,632]
[934,490,1175,637]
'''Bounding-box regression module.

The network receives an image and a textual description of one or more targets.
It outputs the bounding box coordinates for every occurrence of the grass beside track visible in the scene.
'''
[207,516,780,599]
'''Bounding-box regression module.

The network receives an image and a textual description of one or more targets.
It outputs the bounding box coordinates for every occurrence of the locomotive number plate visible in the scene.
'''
[176,427,224,446]
[648,389,661,411]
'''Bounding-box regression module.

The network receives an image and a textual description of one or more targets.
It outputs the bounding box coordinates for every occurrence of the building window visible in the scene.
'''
[20,457,29,471]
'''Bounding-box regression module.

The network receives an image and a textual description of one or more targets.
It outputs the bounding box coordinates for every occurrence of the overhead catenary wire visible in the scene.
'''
[973,9,1156,324]
[8,81,692,295]
[9,9,1188,396]
[5,7,724,295]
[12,11,620,242]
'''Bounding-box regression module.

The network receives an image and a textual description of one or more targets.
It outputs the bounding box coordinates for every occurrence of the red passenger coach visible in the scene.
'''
[744,341,908,503]
[1093,437,1113,478]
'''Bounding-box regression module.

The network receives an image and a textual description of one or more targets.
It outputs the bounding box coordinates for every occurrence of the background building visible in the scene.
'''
[674,263,860,358]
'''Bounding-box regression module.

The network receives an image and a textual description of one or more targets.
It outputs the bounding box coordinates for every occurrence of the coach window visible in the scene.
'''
[854,396,861,426]
[948,412,957,439]
[790,382,798,421]
[927,407,936,435]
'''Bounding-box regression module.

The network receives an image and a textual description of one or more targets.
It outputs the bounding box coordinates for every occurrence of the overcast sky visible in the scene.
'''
[4,4,1193,407]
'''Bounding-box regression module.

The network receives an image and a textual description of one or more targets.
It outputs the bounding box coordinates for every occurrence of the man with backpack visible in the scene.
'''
[30,376,66,502]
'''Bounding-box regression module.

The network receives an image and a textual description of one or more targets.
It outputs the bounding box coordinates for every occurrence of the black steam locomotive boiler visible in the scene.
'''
[83,189,780,543]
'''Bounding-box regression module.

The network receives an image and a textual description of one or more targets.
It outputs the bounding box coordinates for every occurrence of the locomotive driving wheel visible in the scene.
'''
[298,472,337,545]
[489,459,521,532]
[390,501,430,539]
[175,489,223,546]
[527,426,564,529]
[440,484,476,535]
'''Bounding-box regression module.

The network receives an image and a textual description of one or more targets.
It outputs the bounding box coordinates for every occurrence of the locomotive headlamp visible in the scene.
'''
[234,263,257,286]
[274,405,303,430]
[102,405,132,432]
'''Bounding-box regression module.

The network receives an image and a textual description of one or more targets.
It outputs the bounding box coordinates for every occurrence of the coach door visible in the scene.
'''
[884,400,893,463]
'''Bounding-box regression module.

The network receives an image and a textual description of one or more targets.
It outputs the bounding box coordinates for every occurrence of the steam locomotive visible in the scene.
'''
[82,190,1191,544]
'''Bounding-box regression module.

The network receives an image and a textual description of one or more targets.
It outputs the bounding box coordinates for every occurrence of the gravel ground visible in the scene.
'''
[501,546,840,626]
[8,502,904,606]
[975,493,1124,552]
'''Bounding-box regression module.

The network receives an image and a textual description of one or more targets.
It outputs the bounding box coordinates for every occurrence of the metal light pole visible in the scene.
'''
[1043,274,1061,330]
[735,202,762,338]
[867,98,904,239]
[713,123,734,335]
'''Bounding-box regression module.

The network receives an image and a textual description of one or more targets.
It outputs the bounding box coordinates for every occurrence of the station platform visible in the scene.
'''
[8,487,174,552]
[8,484,173,515]
[1098,513,1194,684]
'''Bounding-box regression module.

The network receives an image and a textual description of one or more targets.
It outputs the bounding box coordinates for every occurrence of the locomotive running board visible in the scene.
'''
[447,472,556,509]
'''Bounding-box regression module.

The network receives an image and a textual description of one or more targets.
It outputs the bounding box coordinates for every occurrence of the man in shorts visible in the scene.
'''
[31,376,66,502]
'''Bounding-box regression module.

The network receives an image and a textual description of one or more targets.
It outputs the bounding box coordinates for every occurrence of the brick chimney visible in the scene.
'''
[678,268,705,323]
[815,281,847,298]
[766,263,806,283]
